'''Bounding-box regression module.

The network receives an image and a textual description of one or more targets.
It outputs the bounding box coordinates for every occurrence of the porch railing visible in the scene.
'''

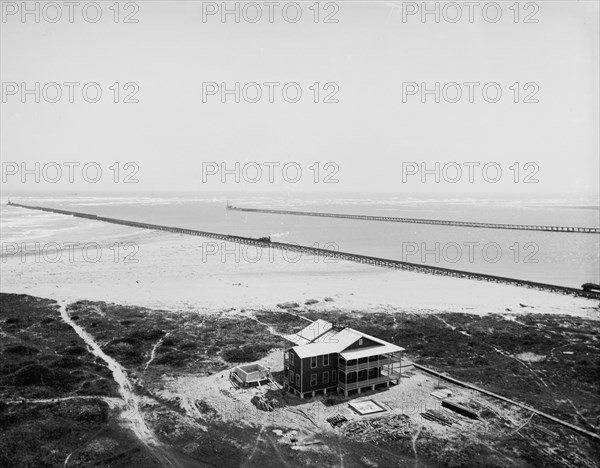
[338,356,400,373]
[337,373,401,391]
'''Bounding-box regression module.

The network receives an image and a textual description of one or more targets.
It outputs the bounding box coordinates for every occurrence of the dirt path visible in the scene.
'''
[411,424,422,468]
[58,301,186,468]
[144,332,171,371]
[243,425,266,467]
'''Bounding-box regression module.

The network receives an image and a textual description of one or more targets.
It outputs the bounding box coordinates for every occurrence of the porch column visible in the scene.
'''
[387,354,391,384]
[400,351,403,382]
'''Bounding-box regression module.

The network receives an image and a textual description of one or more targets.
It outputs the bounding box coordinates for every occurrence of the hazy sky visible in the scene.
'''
[1,1,598,195]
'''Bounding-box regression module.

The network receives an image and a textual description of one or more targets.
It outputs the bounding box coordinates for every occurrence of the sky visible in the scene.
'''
[1,1,598,196]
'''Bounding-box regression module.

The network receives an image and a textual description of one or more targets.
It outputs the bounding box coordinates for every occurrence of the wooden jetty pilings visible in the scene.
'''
[226,205,600,234]
[8,201,600,299]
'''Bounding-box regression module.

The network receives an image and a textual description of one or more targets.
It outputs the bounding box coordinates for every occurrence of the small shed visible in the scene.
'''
[231,363,270,388]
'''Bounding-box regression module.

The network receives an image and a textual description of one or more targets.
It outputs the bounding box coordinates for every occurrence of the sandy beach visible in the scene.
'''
[1,206,597,319]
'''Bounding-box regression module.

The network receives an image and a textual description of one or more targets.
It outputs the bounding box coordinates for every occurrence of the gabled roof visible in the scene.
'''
[283,319,332,346]
[344,328,405,351]
[314,328,363,348]
[288,321,404,359]
[292,328,363,359]
[293,342,338,359]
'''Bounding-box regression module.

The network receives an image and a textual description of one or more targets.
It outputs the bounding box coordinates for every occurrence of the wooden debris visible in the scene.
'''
[421,409,455,426]
[431,389,452,399]
[327,414,348,428]
[250,394,278,412]
[343,414,413,442]
[442,400,479,420]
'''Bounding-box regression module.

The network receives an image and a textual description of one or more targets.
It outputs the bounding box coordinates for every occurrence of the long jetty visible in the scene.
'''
[8,201,600,299]
[226,204,600,234]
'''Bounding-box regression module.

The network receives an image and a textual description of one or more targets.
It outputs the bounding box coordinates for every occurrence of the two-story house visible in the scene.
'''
[282,319,404,398]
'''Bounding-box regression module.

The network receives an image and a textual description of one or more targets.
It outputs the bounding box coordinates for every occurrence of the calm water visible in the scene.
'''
[2,192,599,288]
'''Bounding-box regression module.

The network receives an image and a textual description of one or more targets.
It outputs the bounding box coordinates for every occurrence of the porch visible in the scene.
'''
[338,350,402,397]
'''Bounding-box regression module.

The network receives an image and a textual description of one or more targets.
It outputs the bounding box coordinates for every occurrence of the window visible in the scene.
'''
[323,354,329,366]
[290,352,294,366]
[296,373,300,386]
[358,338,363,346]
[323,371,329,384]
[289,370,294,383]
[332,371,337,382]
[310,356,317,368]
[310,374,317,387]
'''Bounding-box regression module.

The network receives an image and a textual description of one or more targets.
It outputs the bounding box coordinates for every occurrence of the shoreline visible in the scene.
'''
[1,205,598,320]
[7,200,600,299]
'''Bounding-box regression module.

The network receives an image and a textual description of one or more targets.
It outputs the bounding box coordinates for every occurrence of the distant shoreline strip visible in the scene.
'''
[8,201,600,299]
[227,205,600,234]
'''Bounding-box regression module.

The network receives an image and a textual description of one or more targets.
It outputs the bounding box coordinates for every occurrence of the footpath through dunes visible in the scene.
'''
[7,201,600,300]
[226,204,600,234]
[58,302,211,468]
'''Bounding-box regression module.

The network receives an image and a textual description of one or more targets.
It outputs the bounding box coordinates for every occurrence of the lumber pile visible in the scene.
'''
[420,409,462,426]
[441,400,479,419]
[430,389,452,399]
[326,414,348,428]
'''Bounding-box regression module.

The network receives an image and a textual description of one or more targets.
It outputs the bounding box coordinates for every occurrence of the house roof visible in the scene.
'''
[288,322,404,359]
[344,328,405,350]
[292,328,363,358]
[293,342,338,359]
[283,319,332,346]
[339,343,404,360]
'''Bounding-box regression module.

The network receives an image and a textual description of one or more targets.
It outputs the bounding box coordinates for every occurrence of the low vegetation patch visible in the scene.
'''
[0,293,154,467]
[65,302,290,377]
[0,294,118,400]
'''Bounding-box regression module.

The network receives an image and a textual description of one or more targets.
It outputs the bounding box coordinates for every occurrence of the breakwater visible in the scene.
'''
[226,205,600,234]
[8,201,600,299]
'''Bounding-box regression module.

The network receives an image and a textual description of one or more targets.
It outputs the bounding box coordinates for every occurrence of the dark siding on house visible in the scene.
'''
[300,353,338,393]
[287,349,303,392]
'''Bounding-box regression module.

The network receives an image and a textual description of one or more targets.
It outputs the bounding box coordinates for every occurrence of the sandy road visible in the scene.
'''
[58,301,191,468]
